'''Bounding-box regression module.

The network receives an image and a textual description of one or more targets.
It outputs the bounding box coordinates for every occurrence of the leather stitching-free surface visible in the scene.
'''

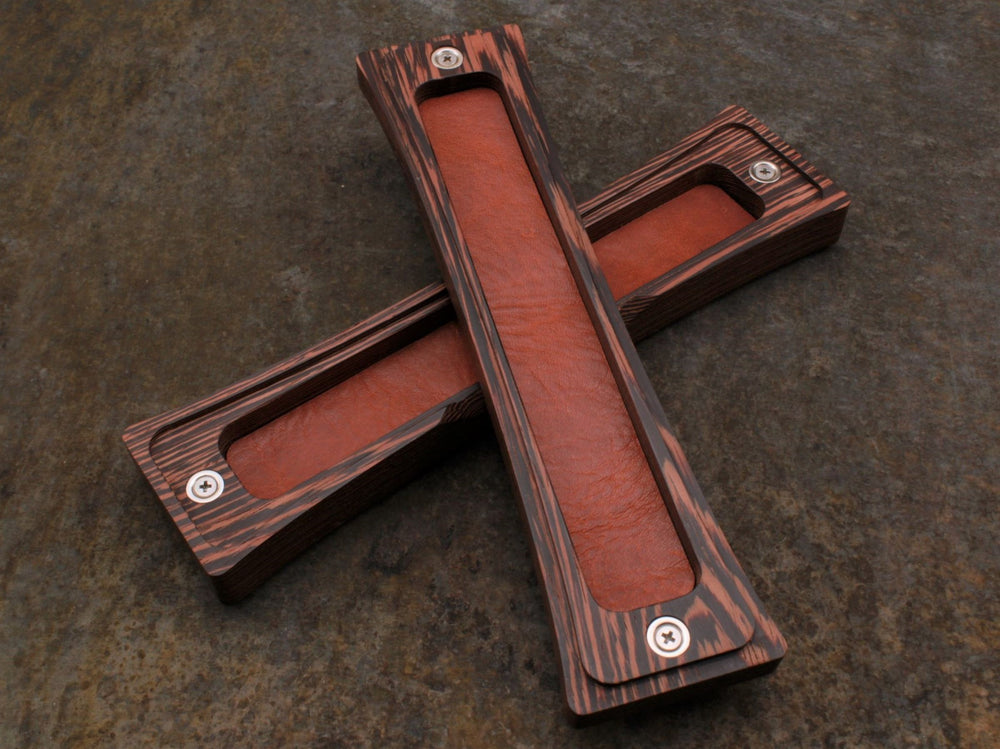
[419,88,695,611]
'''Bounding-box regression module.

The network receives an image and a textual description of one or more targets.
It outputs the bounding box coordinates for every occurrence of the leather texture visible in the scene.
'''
[227,322,478,499]
[598,183,753,298]
[420,88,693,611]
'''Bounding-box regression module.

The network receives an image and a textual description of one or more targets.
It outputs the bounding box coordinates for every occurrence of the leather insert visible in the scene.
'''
[418,88,694,611]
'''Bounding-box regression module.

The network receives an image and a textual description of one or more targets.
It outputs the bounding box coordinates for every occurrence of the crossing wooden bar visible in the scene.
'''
[355,24,830,720]
[123,47,848,628]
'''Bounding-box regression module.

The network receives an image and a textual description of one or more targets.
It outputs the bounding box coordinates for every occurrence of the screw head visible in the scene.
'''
[646,616,691,658]
[749,160,781,184]
[431,46,463,70]
[186,470,225,504]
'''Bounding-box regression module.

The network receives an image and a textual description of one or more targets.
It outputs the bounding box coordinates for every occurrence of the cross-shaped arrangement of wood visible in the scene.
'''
[124,24,849,723]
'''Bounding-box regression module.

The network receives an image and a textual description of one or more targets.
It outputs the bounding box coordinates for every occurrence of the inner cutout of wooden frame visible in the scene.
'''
[354,25,845,719]
[123,101,848,626]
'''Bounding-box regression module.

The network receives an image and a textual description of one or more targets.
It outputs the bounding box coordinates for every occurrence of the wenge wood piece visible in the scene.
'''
[356,24,809,720]
[122,112,848,612]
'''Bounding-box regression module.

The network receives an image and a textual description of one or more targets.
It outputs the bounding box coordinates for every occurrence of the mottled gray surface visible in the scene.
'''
[2,2,997,746]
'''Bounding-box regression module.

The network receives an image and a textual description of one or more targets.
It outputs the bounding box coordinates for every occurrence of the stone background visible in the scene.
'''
[1,2,997,746]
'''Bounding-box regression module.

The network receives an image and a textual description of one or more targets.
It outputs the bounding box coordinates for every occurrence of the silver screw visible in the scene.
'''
[646,616,691,658]
[749,160,781,184]
[431,46,463,70]
[186,470,225,504]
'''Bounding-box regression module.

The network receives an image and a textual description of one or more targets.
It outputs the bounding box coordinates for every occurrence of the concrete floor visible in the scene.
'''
[2,1,997,746]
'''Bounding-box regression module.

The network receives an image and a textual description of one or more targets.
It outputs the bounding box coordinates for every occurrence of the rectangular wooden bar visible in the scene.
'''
[123,107,848,606]
[356,24,798,720]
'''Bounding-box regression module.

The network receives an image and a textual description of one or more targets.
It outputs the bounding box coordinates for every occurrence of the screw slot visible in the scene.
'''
[646,616,691,658]
[749,160,781,184]
[186,470,225,504]
[431,46,463,70]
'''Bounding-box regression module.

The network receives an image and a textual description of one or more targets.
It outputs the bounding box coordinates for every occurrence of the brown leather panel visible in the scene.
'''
[599,183,753,298]
[419,88,694,611]
[226,321,478,499]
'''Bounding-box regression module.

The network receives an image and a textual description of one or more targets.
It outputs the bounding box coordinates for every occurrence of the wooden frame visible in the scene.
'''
[354,24,840,720]
[122,70,848,622]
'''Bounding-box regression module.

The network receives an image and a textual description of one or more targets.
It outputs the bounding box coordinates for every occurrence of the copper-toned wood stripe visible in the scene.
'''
[123,98,848,612]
